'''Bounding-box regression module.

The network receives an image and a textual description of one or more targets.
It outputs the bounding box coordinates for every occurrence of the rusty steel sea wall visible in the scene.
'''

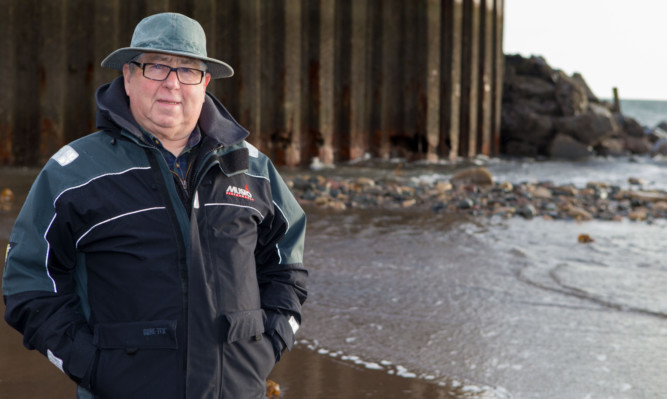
[0,0,503,167]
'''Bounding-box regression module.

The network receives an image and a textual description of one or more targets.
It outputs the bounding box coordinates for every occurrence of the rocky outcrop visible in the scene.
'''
[502,54,652,159]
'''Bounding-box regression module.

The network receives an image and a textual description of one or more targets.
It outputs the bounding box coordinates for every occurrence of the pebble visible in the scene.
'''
[1,188,14,211]
[286,167,667,222]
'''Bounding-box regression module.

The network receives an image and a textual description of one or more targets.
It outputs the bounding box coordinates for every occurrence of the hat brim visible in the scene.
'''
[101,47,234,79]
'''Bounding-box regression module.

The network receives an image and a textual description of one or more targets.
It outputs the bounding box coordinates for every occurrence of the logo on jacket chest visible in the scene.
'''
[226,184,254,201]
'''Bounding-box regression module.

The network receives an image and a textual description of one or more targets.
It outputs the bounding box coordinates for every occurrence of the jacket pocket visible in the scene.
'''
[222,309,265,343]
[94,320,178,350]
[92,320,181,398]
[220,310,274,398]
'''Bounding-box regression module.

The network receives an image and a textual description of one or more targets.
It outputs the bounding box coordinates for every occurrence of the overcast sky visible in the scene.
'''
[503,0,667,101]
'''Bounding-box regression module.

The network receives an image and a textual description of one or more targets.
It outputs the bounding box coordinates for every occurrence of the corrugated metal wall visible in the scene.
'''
[0,0,503,167]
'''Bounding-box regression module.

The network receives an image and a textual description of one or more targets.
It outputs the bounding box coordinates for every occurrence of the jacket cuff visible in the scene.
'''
[265,310,299,352]
[66,327,98,389]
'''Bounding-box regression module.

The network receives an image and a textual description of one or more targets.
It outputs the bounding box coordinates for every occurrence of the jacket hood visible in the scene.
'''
[95,76,249,147]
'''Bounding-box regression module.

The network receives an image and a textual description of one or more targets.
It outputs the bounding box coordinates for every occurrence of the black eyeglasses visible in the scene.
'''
[130,61,206,85]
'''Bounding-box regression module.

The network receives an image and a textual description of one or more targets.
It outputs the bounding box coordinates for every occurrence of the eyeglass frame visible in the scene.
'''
[129,61,206,85]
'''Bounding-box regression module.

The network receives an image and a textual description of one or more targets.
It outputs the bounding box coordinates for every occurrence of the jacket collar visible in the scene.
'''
[95,76,249,147]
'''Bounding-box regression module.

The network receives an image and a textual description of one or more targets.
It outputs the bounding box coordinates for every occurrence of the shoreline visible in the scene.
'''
[285,165,667,223]
[269,344,495,399]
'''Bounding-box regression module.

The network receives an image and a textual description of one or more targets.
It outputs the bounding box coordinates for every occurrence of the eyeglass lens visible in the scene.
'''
[142,63,204,84]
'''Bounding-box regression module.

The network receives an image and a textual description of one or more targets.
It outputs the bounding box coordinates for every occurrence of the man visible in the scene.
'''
[2,12,307,399]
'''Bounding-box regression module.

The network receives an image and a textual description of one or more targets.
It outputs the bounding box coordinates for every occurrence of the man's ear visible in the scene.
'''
[202,73,211,102]
[122,64,132,97]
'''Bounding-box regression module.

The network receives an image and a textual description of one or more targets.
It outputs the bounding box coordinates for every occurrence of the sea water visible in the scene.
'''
[617,98,667,128]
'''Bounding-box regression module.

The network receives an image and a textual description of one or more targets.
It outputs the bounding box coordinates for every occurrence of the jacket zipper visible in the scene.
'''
[140,133,225,397]
[141,146,192,397]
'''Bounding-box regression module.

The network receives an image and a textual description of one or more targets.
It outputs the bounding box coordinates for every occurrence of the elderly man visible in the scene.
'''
[2,12,307,399]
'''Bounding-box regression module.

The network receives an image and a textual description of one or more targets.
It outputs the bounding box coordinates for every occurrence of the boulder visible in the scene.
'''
[617,114,646,138]
[651,138,667,156]
[450,167,494,187]
[509,97,560,115]
[501,54,643,158]
[505,54,556,82]
[571,72,599,102]
[503,140,540,157]
[548,133,593,159]
[501,106,553,147]
[554,70,588,116]
[595,137,628,157]
[553,107,620,146]
[647,127,667,143]
[623,136,652,154]
[510,75,557,98]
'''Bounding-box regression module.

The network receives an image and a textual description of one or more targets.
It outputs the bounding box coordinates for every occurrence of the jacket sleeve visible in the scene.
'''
[2,165,97,389]
[254,160,307,358]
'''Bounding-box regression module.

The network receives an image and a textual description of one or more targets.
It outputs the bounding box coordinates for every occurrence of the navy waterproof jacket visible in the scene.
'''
[2,76,308,399]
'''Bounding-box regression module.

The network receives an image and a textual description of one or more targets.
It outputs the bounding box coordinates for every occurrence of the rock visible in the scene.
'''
[647,127,667,143]
[554,70,588,116]
[542,202,558,213]
[511,75,557,98]
[548,133,593,159]
[653,201,667,211]
[505,54,556,82]
[314,196,329,206]
[457,198,475,209]
[618,115,646,138]
[329,200,347,211]
[623,136,652,154]
[266,380,281,398]
[401,199,416,208]
[628,177,645,185]
[577,233,595,243]
[497,181,513,192]
[502,54,645,158]
[289,170,667,223]
[0,188,14,211]
[571,73,598,102]
[503,140,540,157]
[628,209,648,221]
[554,109,619,146]
[626,190,667,202]
[517,204,537,219]
[510,97,560,115]
[450,167,494,187]
[586,181,610,189]
[566,204,593,220]
[528,185,552,199]
[501,106,554,147]
[650,138,667,156]
[434,181,453,193]
[493,206,516,216]
[355,177,376,188]
[595,137,628,156]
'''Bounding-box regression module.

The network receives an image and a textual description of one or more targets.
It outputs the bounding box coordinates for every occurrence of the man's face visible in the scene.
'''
[123,53,211,148]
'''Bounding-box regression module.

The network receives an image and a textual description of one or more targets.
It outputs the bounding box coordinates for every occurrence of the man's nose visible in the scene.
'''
[163,69,181,87]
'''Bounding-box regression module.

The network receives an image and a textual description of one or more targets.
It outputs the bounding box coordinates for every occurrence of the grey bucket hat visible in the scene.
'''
[101,12,233,79]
